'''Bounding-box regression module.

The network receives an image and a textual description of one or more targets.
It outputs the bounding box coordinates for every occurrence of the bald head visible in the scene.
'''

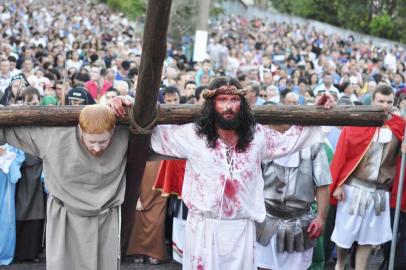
[284,92,299,105]
[114,80,130,96]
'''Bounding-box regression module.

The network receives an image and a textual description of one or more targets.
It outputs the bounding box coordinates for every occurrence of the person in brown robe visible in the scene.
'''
[127,86,184,264]
[127,160,168,264]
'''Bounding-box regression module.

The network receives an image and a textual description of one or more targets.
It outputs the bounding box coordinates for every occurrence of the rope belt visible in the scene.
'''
[128,103,160,134]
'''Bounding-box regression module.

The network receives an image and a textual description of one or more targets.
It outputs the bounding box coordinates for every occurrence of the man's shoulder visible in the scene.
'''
[179,123,198,134]
[24,126,75,132]
[21,126,77,141]
[47,126,77,135]
[155,123,197,134]
[252,124,267,137]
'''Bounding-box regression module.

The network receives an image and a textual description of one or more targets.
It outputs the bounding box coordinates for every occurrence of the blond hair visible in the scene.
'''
[79,104,116,133]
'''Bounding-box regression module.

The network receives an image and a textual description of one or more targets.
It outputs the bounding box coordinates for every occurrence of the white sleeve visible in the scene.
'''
[151,124,192,159]
[261,125,325,160]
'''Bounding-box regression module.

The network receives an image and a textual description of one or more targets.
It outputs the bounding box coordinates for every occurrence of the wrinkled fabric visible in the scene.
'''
[347,177,386,216]
[0,126,129,269]
[0,145,24,265]
[331,185,392,248]
[16,154,45,220]
[152,123,325,269]
[46,197,121,270]
[152,124,325,222]
[0,147,16,173]
[184,213,256,270]
[256,234,313,270]
[127,161,168,261]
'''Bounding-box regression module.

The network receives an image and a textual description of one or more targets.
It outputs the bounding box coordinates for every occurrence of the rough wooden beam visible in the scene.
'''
[132,1,171,125]
[0,105,385,126]
[120,0,172,258]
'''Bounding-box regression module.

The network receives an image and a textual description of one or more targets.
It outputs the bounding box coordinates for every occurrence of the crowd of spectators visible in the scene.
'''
[0,0,140,107]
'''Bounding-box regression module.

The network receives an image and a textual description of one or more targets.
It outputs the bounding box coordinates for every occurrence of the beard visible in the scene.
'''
[89,149,105,157]
[214,110,241,130]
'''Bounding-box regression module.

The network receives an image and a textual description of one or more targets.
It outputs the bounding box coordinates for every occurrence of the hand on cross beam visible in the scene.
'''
[109,96,133,117]
[315,93,336,109]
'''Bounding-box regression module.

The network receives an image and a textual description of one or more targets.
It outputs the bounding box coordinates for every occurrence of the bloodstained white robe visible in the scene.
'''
[152,123,324,270]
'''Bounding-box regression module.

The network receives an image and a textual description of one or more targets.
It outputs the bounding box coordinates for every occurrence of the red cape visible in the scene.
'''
[390,156,406,211]
[153,160,186,198]
[330,114,405,205]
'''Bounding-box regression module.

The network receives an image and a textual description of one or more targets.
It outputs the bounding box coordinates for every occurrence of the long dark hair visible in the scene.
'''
[195,77,256,152]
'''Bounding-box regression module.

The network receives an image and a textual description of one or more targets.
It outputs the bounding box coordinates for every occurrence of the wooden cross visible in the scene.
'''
[0,104,386,127]
[0,0,386,256]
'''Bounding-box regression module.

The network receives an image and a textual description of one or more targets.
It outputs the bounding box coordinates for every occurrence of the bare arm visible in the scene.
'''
[315,185,330,222]
[307,185,330,239]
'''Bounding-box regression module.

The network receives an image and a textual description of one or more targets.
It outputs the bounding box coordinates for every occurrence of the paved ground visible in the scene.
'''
[0,252,383,270]
[0,258,182,270]
[324,248,383,270]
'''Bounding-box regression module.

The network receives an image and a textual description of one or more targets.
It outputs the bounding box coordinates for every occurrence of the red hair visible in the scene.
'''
[79,104,116,133]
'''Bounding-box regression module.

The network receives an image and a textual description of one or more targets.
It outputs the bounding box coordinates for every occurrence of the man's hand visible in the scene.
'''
[315,93,336,109]
[332,185,345,201]
[108,96,133,117]
[0,146,5,157]
[307,216,325,240]
[402,143,406,154]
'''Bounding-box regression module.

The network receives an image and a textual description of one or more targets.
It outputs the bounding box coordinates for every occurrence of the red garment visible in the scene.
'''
[390,158,406,212]
[330,114,405,205]
[153,160,186,198]
[84,80,112,101]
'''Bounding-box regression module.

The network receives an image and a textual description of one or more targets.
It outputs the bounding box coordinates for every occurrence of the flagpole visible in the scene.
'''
[389,114,406,270]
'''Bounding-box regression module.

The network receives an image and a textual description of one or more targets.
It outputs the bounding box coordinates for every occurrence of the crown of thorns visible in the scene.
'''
[202,85,248,99]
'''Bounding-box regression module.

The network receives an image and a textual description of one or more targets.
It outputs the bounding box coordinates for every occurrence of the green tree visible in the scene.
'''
[369,12,398,40]
[270,0,406,43]
[100,0,224,46]
[295,0,338,25]
[271,0,295,13]
[336,0,370,33]
[105,0,146,19]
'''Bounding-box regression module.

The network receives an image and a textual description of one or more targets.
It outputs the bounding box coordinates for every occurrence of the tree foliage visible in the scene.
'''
[369,12,397,40]
[100,0,224,46]
[103,0,146,19]
[270,0,406,43]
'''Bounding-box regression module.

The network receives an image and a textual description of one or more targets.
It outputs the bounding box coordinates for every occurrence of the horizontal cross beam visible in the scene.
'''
[0,105,385,127]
